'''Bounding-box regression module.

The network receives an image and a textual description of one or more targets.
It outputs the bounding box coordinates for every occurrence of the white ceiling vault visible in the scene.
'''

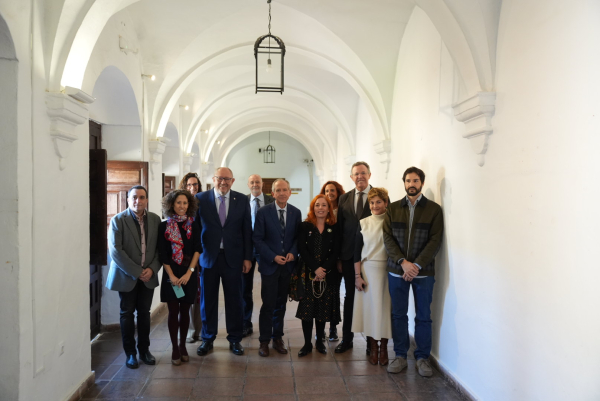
[53,0,501,171]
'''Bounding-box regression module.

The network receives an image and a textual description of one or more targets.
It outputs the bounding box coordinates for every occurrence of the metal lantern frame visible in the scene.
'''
[254,0,286,94]
[264,132,276,163]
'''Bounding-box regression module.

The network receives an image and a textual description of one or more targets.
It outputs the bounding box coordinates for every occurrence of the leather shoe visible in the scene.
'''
[272,338,288,354]
[366,336,372,355]
[298,343,313,357]
[328,329,339,342]
[125,354,139,369]
[242,327,253,338]
[334,340,353,353]
[186,336,200,343]
[139,350,155,365]
[229,342,244,355]
[316,341,327,354]
[259,341,269,357]
[196,341,213,356]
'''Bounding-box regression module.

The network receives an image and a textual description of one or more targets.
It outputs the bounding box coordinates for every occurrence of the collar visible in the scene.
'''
[214,187,230,199]
[400,194,426,207]
[129,208,147,222]
[354,185,372,195]
[250,193,265,203]
[275,203,288,212]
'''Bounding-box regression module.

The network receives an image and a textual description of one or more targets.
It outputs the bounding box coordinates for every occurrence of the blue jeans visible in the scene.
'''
[388,274,435,360]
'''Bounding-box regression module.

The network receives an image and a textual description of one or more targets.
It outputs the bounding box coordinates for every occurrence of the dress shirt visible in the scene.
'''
[275,203,288,226]
[353,186,371,214]
[250,193,265,228]
[214,187,230,248]
[129,208,148,268]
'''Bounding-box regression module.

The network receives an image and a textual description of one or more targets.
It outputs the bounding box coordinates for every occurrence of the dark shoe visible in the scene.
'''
[316,341,327,354]
[186,336,200,343]
[366,336,372,355]
[196,341,213,356]
[229,342,244,355]
[328,329,339,342]
[368,338,379,365]
[139,350,156,365]
[379,339,389,366]
[272,338,288,354]
[242,327,253,338]
[259,341,270,357]
[125,354,139,369]
[334,340,353,353]
[298,343,313,357]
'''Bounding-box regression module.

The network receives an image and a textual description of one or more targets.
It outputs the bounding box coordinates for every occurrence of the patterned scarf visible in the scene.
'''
[165,214,193,265]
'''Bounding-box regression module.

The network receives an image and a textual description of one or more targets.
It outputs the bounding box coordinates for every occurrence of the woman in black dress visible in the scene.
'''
[296,194,342,356]
[159,189,202,365]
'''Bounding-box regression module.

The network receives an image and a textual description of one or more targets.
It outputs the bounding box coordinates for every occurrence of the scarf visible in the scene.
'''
[165,214,193,265]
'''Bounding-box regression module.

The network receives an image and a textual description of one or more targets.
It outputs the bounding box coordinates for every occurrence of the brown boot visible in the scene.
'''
[368,337,379,365]
[379,338,389,366]
[259,341,270,357]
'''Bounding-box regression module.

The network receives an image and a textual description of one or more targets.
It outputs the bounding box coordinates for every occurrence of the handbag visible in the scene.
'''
[288,257,306,301]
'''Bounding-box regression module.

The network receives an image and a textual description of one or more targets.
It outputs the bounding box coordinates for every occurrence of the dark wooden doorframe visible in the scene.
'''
[89,120,107,339]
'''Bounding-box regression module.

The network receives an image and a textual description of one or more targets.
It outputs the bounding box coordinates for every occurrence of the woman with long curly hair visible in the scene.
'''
[295,194,342,356]
[158,189,202,365]
[319,180,345,218]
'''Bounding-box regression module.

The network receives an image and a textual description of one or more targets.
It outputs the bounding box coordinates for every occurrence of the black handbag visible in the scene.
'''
[288,257,306,301]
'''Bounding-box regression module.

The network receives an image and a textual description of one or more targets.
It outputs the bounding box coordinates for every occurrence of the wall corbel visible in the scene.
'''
[452,92,496,167]
[148,137,170,179]
[374,139,392,178]
[46,87,95,170]
[344,154,356,166]
[182,153,195,173]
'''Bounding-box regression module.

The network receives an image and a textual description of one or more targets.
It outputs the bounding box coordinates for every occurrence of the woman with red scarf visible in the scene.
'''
[158,189,202,365]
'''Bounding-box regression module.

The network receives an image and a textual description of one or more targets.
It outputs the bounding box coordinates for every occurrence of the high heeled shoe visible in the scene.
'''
[179,344,189,362]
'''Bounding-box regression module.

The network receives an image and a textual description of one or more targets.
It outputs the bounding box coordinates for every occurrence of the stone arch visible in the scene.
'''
[0,11,19,400]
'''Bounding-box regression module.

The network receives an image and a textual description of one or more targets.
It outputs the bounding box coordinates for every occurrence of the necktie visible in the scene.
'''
[252,197,260,229]
[219,195,226,226]
[356,191,364,218]
[279,210,285,230]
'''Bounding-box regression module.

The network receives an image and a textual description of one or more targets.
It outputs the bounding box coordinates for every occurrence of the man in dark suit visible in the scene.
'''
[335,161,373,353]
[107,185,161,369]
[195,167,252,356]
[252,179,301,357]
[243,174,275,337]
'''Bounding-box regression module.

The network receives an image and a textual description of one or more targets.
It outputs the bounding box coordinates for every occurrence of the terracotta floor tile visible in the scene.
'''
[152,362,201,379]
[337,360,389,376]
[243,376,295,395]
[352,392,408,400]
[290,347,335,362]
[141,378,195,398]
[80,380,109,399]
[190,396,241,401]
[148,339,171,352]
[111,363,156,380]
[392,375,448,393]
[402,391,463,401]
[92,351,122,366]
[243,395,295,401]
[96,380,144,399]
[246,360,293,377]
[196,360,247,377]
[92,340,124,353]
[192,377,244,397]
[332,347,371,362]
[292,361,340,377]
[294,376,348,395]
[345,375,399,394]
[297,395,352,401]
[97,364,122,381]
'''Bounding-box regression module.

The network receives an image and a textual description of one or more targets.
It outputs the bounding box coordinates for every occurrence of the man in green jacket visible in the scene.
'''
[383,167,444,377]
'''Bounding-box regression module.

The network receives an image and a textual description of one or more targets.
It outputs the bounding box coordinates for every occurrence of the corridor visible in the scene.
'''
[84,277,464,400]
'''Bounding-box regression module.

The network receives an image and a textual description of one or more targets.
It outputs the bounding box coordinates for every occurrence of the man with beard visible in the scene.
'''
[383,166,444,377]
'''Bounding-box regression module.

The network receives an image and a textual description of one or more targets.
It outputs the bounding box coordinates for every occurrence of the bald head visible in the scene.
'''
[213,167,235,196]
[248,174,264,197]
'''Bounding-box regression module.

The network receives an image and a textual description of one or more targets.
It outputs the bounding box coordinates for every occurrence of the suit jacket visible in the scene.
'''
[106,209,162,292]
[297,221,342,274]
[252,202,302,275]
[246,193,275,208]
[336,187,372,260]
[195,189,252,269]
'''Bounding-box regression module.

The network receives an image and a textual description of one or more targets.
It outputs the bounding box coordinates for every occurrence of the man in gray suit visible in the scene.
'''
[243,174,275,337]
[107,185,162,369]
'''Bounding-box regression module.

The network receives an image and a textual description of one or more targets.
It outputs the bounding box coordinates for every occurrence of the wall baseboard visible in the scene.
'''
[409,336,477,401]
[64,371,95,401]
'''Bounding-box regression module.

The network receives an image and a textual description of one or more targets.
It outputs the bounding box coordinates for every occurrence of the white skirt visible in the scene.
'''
[351,260,392,340]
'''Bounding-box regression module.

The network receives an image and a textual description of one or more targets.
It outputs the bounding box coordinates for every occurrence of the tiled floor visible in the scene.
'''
[84,276,464,400]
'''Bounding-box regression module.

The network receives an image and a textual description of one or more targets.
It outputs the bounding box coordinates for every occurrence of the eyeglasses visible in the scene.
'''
[214,176,233,182]
[187,183,199,187]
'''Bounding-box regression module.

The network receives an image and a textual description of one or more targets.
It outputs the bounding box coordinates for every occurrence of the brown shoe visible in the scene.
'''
[379,338,389,366]
[272,338,288,354]
[368,337,379,365]
[259,341,270,357]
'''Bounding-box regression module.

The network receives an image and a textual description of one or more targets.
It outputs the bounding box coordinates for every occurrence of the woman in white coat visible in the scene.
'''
[351,187,392,365]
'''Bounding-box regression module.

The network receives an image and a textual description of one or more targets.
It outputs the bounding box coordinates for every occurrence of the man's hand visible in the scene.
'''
[139,268,152,282]
[242,259,252,273]
[401,260,419,281]
[274,255,286,265]
[285,253,295,262]
[336,260,343,273]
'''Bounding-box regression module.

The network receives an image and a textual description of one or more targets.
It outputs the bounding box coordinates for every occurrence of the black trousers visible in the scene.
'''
[200,252,244,343]
[341,258,356,341]
[119,279,154,356]
[241,256,258,329]
[258,266,292,342]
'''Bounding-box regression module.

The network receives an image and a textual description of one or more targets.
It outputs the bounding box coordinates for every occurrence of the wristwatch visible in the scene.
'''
[189,267,195,272]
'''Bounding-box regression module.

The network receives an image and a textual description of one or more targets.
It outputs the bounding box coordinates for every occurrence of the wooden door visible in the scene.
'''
[106,161,149,225]
[89,120,106,339]
[164,175,176,196]
[261,178,281,196]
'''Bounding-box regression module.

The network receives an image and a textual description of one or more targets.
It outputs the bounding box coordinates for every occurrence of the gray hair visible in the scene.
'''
[214,166,233,176]
[271,178,290,192]
[351,161,371,173]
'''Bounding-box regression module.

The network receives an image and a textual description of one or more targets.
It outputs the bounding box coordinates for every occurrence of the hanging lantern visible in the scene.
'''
[254,0,285,94]
[264,131,276,163]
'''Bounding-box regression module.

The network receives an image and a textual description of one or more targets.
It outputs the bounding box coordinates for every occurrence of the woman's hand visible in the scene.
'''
[355,276,366,291]
[315,267,326,280]
[179,270,192,286]
[336,260,343,273]
[169,273,181,287]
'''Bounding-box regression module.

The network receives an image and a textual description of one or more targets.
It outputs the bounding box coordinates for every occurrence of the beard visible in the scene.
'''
[405,186,421,196]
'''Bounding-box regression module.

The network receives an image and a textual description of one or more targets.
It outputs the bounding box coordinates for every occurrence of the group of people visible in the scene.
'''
[106,161,444,377]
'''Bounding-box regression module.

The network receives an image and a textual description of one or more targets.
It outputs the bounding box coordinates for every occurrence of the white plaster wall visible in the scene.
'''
[387,4,600,400]
[225,132,317,215]
[163,146,181,177]
[102,125,142,161]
